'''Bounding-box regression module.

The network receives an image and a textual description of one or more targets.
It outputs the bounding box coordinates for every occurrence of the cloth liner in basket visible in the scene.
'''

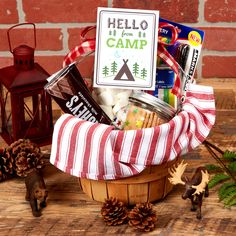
[50,83,215,180]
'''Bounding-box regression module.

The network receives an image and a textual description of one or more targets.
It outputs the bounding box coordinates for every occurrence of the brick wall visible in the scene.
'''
[0,0,235,79]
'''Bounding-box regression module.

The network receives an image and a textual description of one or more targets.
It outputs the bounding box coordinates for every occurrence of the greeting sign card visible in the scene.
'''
[93,7,159,90]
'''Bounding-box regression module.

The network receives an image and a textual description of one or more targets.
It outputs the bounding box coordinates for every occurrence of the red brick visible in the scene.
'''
[201,27,236,51]
[23,0,107,23]
[0,28,63,51]
[35,56,65,75]
[36,28,63,51]
[0,29,10,51]
[0,56,63,75]
[68,27,96,49]
[0,57,13,68]
[0,0,18,24]
[67,28,95,77]
[76,55,95,78]
[202,56,236,78]
[205,0,236,22]
[68,28,84,50]
[113,0,199,23]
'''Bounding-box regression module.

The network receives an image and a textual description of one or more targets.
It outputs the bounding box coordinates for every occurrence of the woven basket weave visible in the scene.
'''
[78,159,178,205]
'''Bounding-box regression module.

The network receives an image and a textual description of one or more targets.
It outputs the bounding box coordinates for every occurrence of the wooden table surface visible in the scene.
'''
[0,78,235,236]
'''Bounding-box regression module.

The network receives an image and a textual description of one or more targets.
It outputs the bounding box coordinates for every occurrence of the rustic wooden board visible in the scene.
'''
[0,78,236,235]
[0,164,236,236]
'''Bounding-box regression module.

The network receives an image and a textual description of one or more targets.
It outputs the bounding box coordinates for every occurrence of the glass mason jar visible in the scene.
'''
[123,91,176,130]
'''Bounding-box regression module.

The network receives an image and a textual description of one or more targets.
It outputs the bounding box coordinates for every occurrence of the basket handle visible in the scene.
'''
[63,26,96,67]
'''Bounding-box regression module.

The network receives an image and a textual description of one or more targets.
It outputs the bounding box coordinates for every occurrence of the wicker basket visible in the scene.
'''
[78,159,178,205]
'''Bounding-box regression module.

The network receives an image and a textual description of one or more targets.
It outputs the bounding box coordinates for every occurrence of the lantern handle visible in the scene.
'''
[7,22,36,54]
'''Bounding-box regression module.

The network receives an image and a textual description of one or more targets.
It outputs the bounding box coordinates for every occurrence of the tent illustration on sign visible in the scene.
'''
[114,59,135,81]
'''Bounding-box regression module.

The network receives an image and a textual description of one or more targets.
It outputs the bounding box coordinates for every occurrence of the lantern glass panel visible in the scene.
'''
[22,93,46,138]
[23,94,43,123]
[0,84,12,135]
[23,96,33,122]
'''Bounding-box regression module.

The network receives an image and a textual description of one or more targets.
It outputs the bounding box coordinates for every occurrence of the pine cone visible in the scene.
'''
[0,147,15,182]
[101,197,128,226]
[7,139,44,177]
[128,202,157,232]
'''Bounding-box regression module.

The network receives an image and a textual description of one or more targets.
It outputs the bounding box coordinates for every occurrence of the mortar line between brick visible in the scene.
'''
[108,0,113,7]
[60,26,69,54]
[198,0,205,24]
[1,52,11,57]
[197,0,205,79]
[35,51,70,56]
[202,51,236,56]
[16,0,25,22]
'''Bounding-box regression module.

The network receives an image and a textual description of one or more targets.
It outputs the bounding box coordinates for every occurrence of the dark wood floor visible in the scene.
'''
[0,78,235,236]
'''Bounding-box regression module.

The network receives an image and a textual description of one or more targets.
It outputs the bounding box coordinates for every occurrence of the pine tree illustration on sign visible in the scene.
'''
[133,62,139,77]
[141,68,148,79]
[102,66,109,77]
[111,61,118,75]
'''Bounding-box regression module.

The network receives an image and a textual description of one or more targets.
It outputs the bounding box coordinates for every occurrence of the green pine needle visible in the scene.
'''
[218,182,236,201]
[205,164,222,173]
[223,191,236,207]
[224,196,236,208]
[228,162,236,173]
[208,173,231,189]
[223,150,236,161]
[205,141,236,208]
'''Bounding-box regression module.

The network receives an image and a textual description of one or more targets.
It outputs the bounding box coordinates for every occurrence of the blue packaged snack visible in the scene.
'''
[158,17,204,83]
[156,68,175,89]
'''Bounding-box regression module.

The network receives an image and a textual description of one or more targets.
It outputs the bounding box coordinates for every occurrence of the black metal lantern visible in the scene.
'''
[0,23,53,146]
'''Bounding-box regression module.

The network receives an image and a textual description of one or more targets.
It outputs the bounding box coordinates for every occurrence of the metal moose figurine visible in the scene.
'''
[168,161,210,219]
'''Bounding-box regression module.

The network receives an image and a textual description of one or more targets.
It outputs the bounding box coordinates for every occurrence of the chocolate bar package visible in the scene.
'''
[45,64,112,125]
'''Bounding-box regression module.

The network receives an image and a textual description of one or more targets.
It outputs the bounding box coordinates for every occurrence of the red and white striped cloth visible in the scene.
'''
[63,26,96,67]
[50,83,215,180]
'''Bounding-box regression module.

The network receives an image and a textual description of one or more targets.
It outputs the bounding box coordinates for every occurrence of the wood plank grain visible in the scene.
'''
[128,183,149,205]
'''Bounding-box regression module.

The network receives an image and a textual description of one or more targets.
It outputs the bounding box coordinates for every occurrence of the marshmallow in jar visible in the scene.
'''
[92,87,132,125]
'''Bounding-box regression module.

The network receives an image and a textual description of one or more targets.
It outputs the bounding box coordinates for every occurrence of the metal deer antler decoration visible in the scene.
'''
[168,161,210,219]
